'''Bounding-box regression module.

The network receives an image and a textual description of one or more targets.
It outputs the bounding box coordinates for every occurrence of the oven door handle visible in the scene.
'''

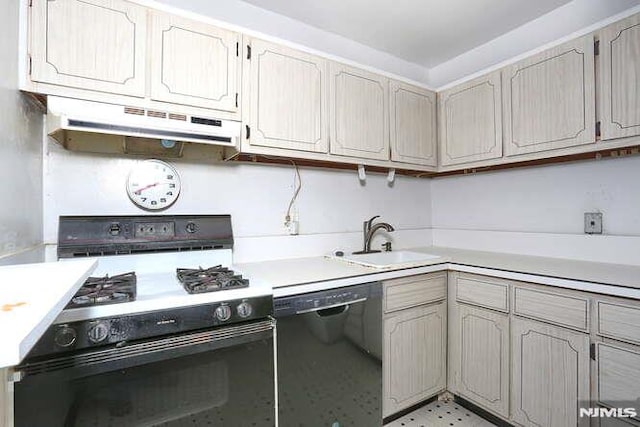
[295,297,367,314]
[16,319,274,380]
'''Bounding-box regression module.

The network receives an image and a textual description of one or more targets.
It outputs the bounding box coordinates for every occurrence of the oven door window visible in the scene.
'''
[15,326,275,427]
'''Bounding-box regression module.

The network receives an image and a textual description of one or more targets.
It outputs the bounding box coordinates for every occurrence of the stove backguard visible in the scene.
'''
[57,215,234,258]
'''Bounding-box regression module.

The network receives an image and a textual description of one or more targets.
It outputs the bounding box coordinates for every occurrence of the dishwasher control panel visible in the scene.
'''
[273,282,381,317]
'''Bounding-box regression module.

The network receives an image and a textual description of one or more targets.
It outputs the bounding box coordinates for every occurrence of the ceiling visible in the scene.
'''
[239,0,572,68]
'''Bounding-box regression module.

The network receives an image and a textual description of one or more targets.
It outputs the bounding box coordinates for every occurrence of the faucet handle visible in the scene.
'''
[366,215,380,230]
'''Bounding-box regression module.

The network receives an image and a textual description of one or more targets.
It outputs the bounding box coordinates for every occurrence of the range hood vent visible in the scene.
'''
[46,96,241,150]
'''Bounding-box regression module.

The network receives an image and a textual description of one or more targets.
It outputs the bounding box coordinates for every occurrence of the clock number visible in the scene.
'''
[167,175,174,180]
[151,200,157,206]
[169,183,176,188]
[160,198,167,203]
[167,191,173,196]
[141,197,147,202]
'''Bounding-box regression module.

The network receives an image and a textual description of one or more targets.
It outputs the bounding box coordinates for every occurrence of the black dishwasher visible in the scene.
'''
[274,282,382,427]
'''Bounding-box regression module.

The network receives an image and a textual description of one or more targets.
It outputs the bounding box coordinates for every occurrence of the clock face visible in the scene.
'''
[126,160,181,211]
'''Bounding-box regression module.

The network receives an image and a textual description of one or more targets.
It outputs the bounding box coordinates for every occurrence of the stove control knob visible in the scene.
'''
[87,321,110,344]
[109,223,121,236]
[237,302,253,319]
[185,222,198,234]
[54,326,77,348]
[215,305,232,322]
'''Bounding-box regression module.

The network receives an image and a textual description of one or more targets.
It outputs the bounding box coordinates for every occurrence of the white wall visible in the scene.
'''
[0,0,43,259]
[43,140,432,260]
[431,156,640,236]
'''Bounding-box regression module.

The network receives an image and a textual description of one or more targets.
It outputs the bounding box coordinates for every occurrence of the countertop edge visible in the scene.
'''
[1,259,98,368]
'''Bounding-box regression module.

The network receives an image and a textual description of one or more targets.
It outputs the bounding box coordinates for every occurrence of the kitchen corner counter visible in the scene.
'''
[236,246,640,299]
[0,259,97,368]
[418,246,640,290]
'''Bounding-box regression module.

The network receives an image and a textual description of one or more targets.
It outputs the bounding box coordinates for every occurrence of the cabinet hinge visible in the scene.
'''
[594,40,600,56]
[236,42,239,57]
[245,125,250,139]
[235,93,238,108]
[28,0,32,7]
[590,343,597,361]
[246,45,251,60]
[596,121,601,138]
[28,54,32,75]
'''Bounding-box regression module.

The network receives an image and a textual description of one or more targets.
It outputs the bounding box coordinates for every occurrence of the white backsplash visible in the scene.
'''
[43,139,432,261]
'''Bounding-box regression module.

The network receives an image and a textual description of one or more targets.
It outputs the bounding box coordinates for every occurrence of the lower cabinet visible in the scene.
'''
[456,304,509,418]
[383,301,446,417]
[511,317,590,427]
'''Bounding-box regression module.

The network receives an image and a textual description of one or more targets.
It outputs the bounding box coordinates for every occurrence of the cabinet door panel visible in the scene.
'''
[503,36,596,156]
[150,12,239,112]
[383,303,446,417]
[438,72,503,166]
[597,343,640,422]
[457,304,509,417]
[512,317,590,427]
[330,63,389,160]
[390,81,437,166]
[245,39,328,153]
[600,13,640,140]
[30,0,146,97]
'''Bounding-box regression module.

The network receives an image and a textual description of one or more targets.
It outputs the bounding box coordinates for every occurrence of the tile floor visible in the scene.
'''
[385,400,497,427]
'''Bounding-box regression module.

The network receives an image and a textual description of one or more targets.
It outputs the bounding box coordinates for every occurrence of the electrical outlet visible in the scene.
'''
[584,212,603,234]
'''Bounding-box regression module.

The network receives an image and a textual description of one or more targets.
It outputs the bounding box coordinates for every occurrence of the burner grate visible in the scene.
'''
[67,272,137,309]
[176,266,249,294]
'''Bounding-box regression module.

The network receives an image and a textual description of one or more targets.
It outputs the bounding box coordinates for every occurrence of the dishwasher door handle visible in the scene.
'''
[295,297,367,314]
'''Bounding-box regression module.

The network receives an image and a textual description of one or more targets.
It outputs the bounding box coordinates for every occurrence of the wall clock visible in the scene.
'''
[126,159,181,210]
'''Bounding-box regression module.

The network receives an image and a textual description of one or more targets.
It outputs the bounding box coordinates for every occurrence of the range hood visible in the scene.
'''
[46,96,241,150]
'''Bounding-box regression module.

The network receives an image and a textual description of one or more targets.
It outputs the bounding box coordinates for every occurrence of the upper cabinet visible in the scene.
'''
[149,12,240,112]
[502,36,596,156]
[390,81,437,166]
[243,39,329,153]
[438,72,503,166]
[30,0,147,97]
[600,14,640,140]
[329,63,390,161]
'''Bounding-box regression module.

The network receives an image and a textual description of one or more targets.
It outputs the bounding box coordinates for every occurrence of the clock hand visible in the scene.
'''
[134,182,160,195]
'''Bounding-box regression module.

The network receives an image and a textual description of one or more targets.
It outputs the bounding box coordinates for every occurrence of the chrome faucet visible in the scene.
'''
[353,216,395,254]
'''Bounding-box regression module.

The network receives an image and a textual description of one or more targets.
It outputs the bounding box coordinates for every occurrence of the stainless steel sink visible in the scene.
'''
[329,250,443,269]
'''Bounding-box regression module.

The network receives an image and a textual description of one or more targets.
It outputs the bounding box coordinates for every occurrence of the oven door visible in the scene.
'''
[14,319,275,427]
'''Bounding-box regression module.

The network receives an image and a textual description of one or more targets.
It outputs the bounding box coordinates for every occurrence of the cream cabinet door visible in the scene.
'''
[456,304,509,418]
[149,12,240,112]
[330,63,389,160]
[383,302,446,417]
[389,81,437,166]
[503,36,596,156]
[438,72,503,166]
[600,13,640,140]
[30,0,146,97]
[244,39,328,153]
[596,343,640,422]
[512,317,590,427]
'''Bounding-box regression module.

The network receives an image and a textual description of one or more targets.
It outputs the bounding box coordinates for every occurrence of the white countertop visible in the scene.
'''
[0,259,97,368]
[235,246,640,298]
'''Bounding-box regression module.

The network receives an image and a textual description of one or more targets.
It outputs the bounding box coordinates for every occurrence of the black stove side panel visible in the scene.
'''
[57,215,233,258]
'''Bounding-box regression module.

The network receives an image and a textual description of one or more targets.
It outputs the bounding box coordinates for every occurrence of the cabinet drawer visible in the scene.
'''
[513,287,588,331]
[384,273,446,313]
[455,274,509,312]
[598,301,640,345]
